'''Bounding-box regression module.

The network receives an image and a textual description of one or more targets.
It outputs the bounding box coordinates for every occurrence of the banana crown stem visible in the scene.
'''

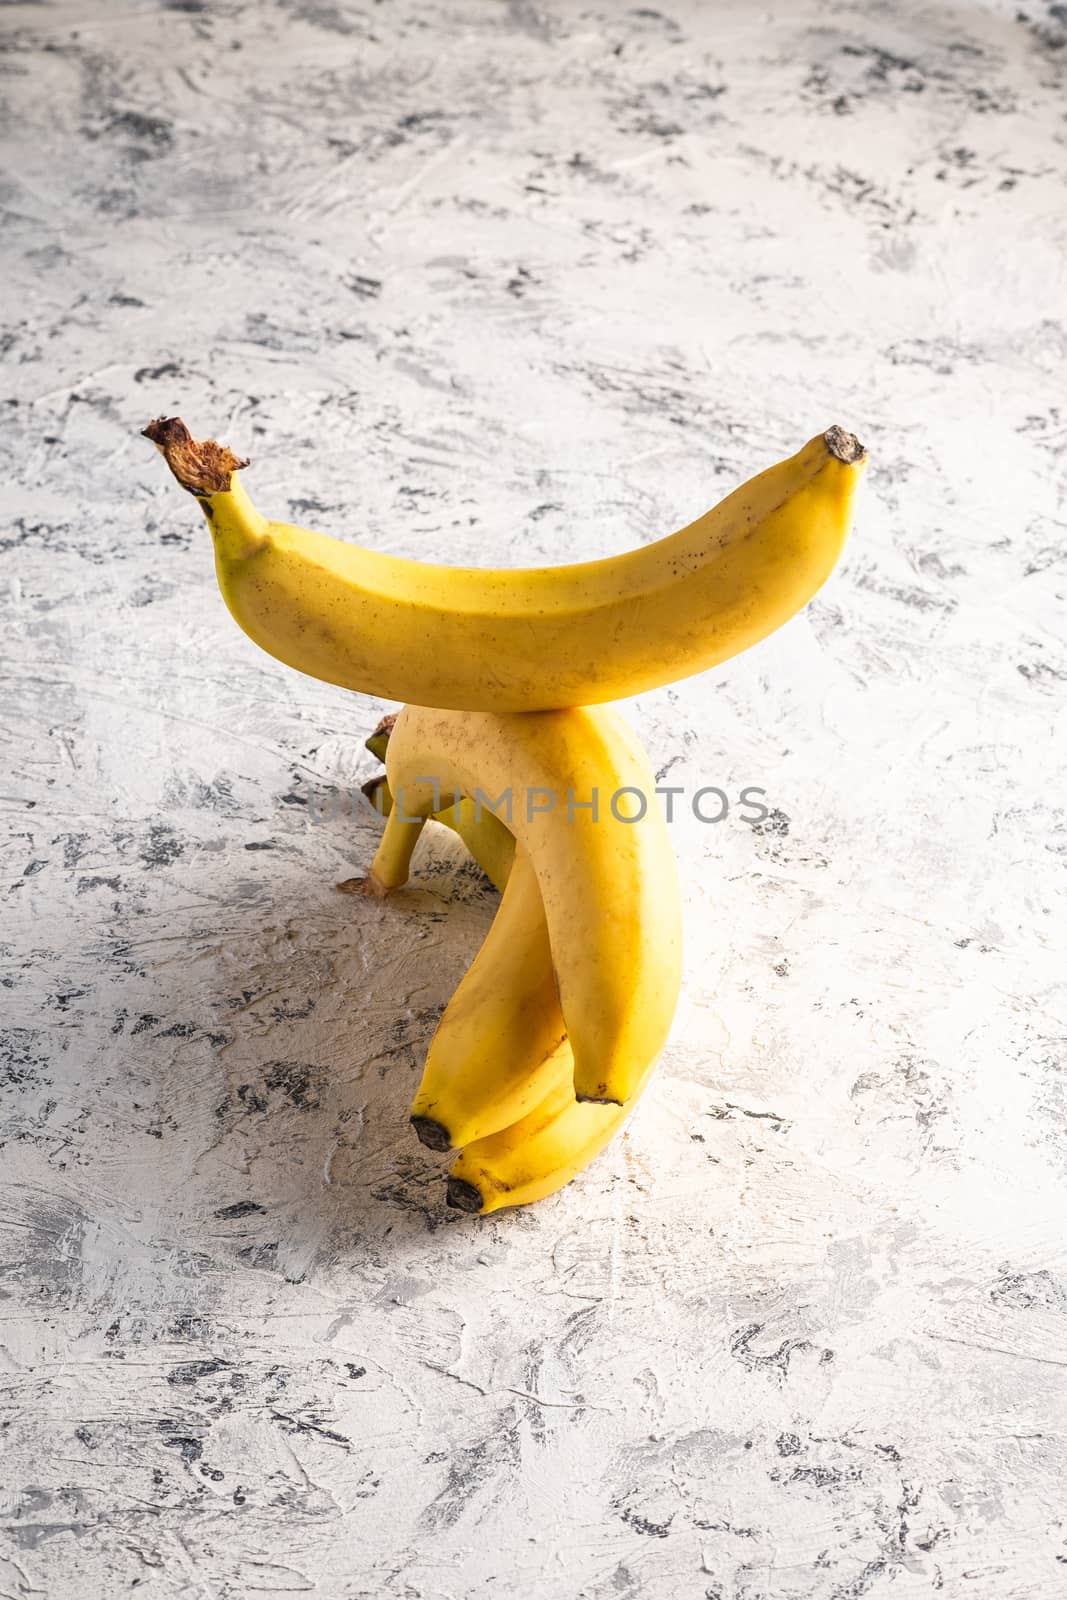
[143,417,248,496]
[823,425,866,465]
[144,417,270,555]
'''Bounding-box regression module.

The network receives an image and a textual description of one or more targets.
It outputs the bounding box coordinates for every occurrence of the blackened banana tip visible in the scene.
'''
[411,1116,452,1153]
[824,425,866,465]
[446,1177,485,1213]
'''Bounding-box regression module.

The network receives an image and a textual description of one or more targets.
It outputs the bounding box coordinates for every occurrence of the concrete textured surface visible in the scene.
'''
[2,0,1066,1595]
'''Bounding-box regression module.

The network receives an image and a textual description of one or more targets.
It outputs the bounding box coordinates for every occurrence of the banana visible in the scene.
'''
[367,702,682,1106]
[364,713,397,764]
[361,767,565,1149]
[356,772,515,894]
[144,418,867,714]
[446,1046,659,1214]
[411,846,566,1150]
[359,772,392,816]
[361,754,659,1204]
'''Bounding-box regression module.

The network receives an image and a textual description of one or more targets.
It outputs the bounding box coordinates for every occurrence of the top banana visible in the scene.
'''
[144,418,866,713]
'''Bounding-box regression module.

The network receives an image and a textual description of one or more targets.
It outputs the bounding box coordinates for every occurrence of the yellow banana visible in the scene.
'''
[144,418,867,714]
[411,846,566,1150]
[364,713,397,764]
[362,767,659,1208]
[357,772,515,894]
[446,1046,659,1214]
[367,702,681,1106]
[362,728,565,1150]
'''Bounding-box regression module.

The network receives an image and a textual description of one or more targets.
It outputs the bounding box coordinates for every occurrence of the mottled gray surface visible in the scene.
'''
[2,0,1067,1595]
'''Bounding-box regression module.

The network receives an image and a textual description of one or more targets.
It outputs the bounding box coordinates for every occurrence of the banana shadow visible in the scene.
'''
[101,818,511,1282]
[211,856,505,1264]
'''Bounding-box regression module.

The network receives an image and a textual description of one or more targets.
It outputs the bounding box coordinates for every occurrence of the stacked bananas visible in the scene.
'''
[145,416,867,1213]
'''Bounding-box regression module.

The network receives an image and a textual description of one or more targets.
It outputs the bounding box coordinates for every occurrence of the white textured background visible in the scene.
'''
[2,1,1067,1596]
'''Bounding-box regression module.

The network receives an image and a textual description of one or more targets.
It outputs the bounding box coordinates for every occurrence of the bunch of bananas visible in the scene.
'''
[145,416,867,1213]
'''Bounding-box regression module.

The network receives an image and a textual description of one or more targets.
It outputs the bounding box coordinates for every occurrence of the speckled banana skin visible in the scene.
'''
[370,701,681,1107]
[145,418,866,714]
